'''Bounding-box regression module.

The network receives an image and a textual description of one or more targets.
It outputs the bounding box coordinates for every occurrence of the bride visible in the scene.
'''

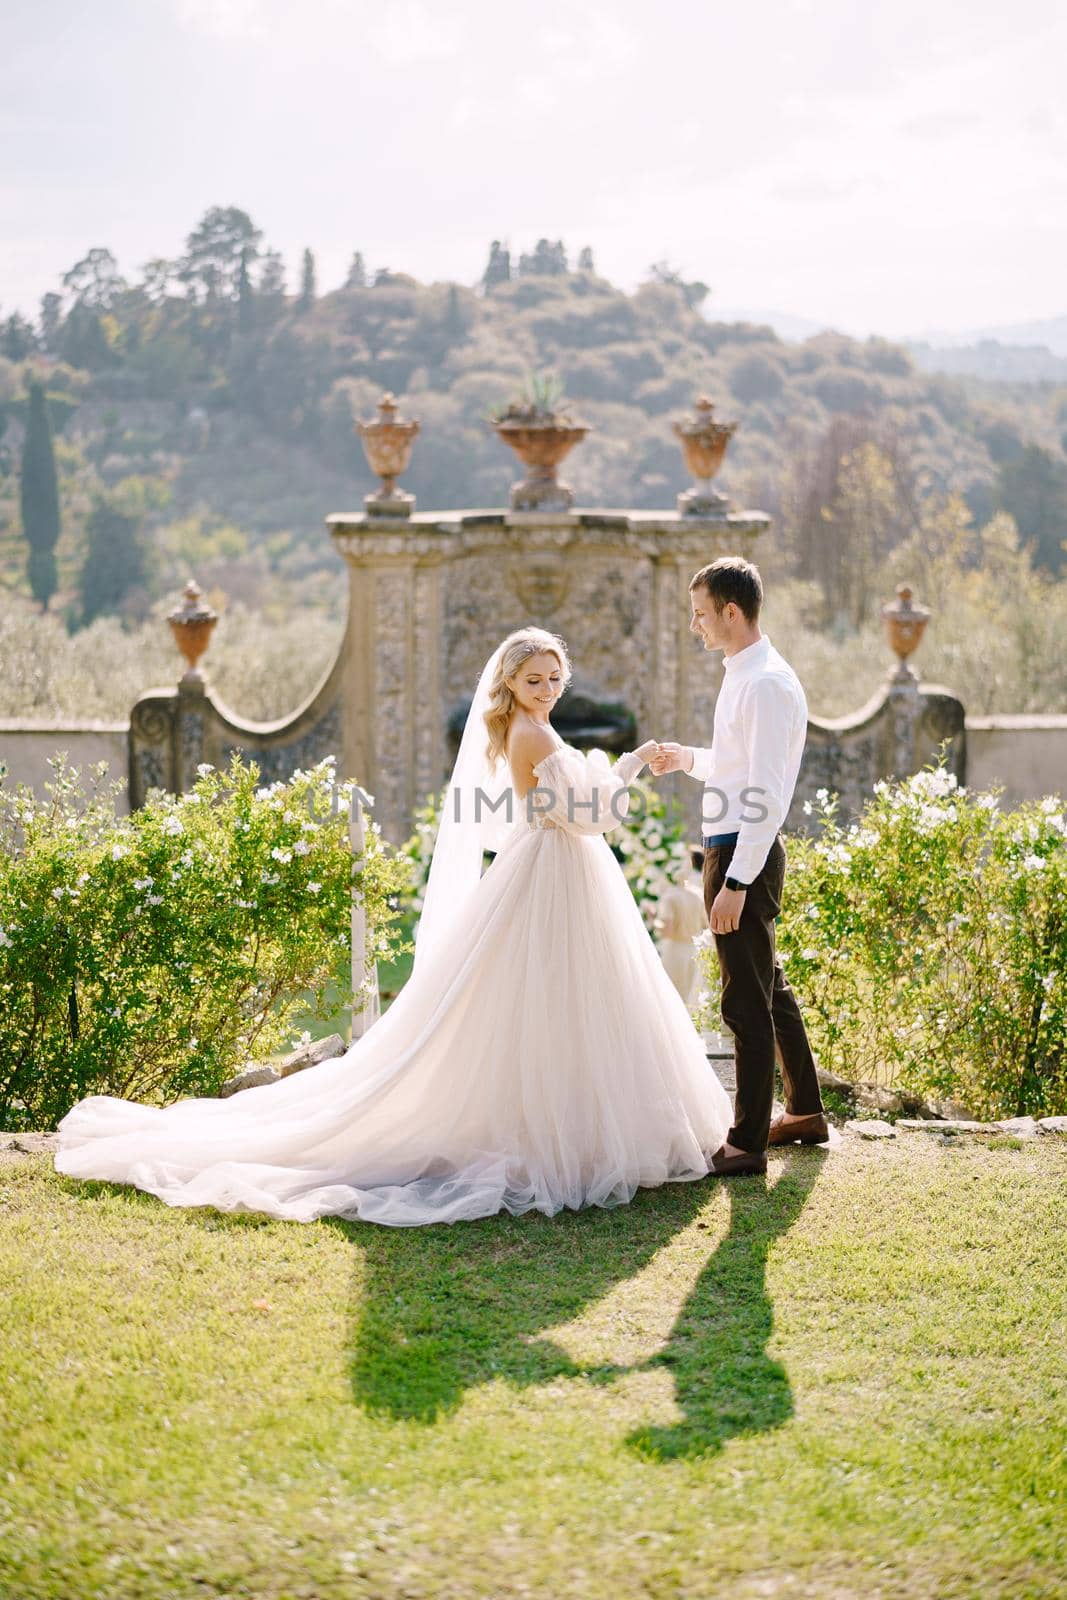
[54,628,733,1226]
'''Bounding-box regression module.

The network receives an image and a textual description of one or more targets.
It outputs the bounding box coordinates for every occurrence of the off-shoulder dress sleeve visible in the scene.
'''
[529,746,645,837]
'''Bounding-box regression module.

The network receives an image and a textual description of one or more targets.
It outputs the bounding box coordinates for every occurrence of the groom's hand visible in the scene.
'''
[648,742,694,776]
[710,884,747,935]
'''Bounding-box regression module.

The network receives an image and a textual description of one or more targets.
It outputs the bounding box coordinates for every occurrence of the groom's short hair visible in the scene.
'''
[689,556,763,622]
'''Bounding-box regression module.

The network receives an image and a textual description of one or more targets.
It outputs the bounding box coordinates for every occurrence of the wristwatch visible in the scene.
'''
[724,876,748,892]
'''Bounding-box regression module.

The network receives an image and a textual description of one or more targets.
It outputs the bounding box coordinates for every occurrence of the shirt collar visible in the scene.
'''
[722,634,771,677]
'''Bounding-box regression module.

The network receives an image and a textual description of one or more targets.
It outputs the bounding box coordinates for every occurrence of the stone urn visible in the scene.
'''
[167,580,217,684]
[356,392,420,515]
[881,583,931,679]
[672,395,738,515]
[490,378,591,512]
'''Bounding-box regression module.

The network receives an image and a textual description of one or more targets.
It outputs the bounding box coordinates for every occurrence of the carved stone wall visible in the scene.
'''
[328,508,770,841]
[128,646,346,809]
[124,503,964,848]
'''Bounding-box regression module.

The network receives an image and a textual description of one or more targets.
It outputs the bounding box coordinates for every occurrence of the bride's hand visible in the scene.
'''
[633,739,660,765]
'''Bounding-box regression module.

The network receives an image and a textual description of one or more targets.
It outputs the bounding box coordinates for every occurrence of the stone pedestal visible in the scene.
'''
[326,506,770,842]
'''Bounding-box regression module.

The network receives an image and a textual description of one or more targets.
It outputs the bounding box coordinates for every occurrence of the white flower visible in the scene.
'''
[196,762,214,777]
[293,838,311,856]
[306,881,322,895]
[978,793,999,811]
[147,894,163,905]
[693,929,714,949]
[283,809,296,823]
[816,787,829,802]
[180,849,194,867]
[260,871,280,885]
[271,847,292,864]
[0,928,11,948]
[1041,973,1055,993]
[111,843,129,860]
[802,948,819,960]
[162,815,184,836]
[133,876,154,890]
[235,898,254,910]
[1021,853,1046,872]
[51,886,66,900]
[188,1036,199,1050]
[802,800,812,816]
[1040,796,1061,814]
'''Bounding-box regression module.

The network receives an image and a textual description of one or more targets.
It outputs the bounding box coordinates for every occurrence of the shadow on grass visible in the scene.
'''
[618,1151,826,1460]
[331,1149,825,1460]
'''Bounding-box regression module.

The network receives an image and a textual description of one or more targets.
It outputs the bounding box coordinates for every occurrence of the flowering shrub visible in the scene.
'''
[400,765,691,938]
[0,754,412,1132]
[695,761,1067,1118]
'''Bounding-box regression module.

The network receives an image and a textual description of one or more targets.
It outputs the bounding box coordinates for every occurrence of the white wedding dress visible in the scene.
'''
[54,649,732,1227]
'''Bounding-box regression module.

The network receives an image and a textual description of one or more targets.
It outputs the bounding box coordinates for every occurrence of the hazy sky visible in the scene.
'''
[3,0,1065,339]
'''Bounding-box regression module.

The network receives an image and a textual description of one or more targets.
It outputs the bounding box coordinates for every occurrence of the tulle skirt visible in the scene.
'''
[54,825,733,1226]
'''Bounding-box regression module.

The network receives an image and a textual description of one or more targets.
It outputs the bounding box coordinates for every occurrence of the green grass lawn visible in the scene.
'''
[2,1136,1065,1600]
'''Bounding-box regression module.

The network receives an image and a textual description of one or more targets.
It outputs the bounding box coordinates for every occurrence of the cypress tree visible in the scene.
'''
[19,380,61,612]
[298,248,317,311]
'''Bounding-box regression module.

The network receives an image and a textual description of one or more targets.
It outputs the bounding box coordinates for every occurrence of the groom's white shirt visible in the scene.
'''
[687,633,808,886]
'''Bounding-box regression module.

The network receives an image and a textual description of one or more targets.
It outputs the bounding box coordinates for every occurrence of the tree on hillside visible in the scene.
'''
[237,246,255,335]
[141,257,177,306]
[345,252,367,289]
[783,415,914,626]
[518,239,568,276]
[78,490,151,625]
[1,313,37,360]
[996,444,1067,575]
[481,241,511,292]
[176,207,262,304]
[258,249,286,300]
[62,247,127,312]
[578,246,595,273]
[39,292,63,351]
[647,260,709,311]
[19,380,61,613]
[298,249,317,312]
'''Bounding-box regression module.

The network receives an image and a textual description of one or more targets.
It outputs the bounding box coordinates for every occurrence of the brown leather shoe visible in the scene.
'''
[708,1145,768,1176]
[768,1111,829,1146]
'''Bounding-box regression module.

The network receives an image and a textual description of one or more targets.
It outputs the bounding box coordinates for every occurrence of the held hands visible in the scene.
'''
[648,742,694,776]
[633,739,661,767]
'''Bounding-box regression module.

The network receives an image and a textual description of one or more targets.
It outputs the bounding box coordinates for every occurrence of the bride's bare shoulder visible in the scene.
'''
[507,720,562,770]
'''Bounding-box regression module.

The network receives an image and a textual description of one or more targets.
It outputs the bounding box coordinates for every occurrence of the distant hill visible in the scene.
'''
[911,315,1067,357]
[909,339,1067,383]
[2,228,1066,621]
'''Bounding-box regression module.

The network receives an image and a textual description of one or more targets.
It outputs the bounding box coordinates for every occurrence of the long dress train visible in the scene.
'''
[53,745,732,1225]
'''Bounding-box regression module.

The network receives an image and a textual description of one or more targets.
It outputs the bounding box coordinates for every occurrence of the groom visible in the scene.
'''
[650,556,827,1176]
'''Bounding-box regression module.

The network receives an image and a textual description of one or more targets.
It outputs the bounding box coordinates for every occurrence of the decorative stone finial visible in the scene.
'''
[489,373,590,511]
[672,395,738,516]
[167,580,217,684]
[881,583,931,680]
[356,392,420,516]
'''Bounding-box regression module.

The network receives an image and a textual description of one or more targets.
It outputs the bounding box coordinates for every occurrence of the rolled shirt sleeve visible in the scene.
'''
[728,677,795,884]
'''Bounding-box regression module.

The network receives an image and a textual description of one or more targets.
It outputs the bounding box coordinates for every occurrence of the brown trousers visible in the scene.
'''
[703,834,824,1153]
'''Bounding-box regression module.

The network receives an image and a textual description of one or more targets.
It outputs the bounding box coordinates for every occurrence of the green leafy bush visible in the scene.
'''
[695,762,1067,1119]
[0,754,411,1131]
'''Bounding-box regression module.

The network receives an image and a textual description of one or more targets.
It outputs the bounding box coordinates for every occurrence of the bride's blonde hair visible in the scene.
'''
[484,628,572,768]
